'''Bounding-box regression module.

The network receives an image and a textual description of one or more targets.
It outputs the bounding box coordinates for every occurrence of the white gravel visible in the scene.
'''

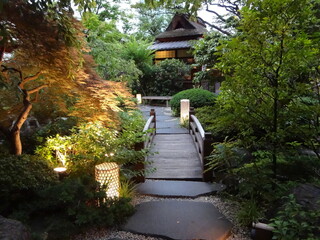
[74,194,251,240]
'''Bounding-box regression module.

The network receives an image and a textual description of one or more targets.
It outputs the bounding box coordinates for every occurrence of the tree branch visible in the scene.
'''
[205,2,227,22]
[27,84,48,95]
[208,1,241,17]
[1,65,23,81]
[197,16,232,36]
[20,71,42,88]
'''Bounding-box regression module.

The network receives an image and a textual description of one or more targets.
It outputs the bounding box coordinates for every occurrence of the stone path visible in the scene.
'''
[137,180,226,198]
[122,105,232,239]
[123,200,232,240]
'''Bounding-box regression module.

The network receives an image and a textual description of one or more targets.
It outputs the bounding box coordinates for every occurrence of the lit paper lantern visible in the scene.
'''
[180,99,190,124]
[95,162,120,198]
[136,94,142,104]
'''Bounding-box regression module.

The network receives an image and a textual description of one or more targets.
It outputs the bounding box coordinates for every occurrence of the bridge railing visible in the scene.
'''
[133,109,156,183]
[189,108,214,182]
[143,109,156,148]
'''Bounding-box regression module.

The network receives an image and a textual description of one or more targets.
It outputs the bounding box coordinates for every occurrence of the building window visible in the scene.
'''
[155,50,176,59]
[177,49,192,58]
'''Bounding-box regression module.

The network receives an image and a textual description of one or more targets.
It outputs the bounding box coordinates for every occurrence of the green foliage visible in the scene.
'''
[193,32,224,67]
[170,88,217,114]
[0,153,57,192]
[271,194,320,240]
[144,0,203,16]
[237,199,263,226]
[21,117,78,154]
[36,111,147,177]
[83,13,142,83]
[0,153,57,215]
[120,37,155,94]
[277,155,320,181]
[195,105,239,141]
[147,59,190,96]
[119,179,137,199]
[215,0,320,155]
[193,32,226,85]
[10,176,134,239]
[133,3,173,41]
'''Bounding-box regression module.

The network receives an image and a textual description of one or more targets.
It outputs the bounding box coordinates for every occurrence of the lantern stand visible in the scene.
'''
[95,162,120,199]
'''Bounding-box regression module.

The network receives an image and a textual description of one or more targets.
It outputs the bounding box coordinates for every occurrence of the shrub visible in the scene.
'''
[10,176,134,239]
[22,117,79,154]
[170,88,217,114]
[0,153,57,215]
[36,111,148,177]
[151,59,190,96]
[271,194,320,240]
[237,199,263,226]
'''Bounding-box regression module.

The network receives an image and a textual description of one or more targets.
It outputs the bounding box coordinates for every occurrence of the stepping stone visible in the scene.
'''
[137,180,226,198]
[123,200,232,240]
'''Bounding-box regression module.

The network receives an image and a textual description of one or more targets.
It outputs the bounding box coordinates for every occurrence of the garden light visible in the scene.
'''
[180,99,190,124]
[95,162,120,198]
[136,94,142,104]
[54,167,67,172]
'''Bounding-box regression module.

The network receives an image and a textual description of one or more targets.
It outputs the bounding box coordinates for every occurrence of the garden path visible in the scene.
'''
[120,105,232,240]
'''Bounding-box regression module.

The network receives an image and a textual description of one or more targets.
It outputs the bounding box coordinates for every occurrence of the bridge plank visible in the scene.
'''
[146,134,202,180]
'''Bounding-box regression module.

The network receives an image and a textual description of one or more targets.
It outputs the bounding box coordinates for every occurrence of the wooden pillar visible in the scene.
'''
[202,132,214,182]
[189,107,195,132]
[133,141,145,183]
[150,108,156,133]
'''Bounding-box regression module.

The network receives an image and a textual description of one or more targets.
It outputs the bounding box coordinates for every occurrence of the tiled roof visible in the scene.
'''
[156,28,206,40]
[149,40,194,50]
[155,13,207,40]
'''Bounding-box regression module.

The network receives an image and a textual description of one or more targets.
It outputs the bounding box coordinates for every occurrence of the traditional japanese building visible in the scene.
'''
[150,13,208,89]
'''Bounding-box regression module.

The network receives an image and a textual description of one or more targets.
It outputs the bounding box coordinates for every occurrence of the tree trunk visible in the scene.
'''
[10,128,23,155]
[272,86,278,181]
[10,101,32,155]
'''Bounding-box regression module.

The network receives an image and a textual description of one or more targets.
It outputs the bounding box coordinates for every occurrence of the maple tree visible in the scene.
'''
[0,1,133,155]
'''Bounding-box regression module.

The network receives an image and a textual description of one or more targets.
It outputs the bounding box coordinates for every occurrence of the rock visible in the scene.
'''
[293,183,320,211]
[0,216,31,240]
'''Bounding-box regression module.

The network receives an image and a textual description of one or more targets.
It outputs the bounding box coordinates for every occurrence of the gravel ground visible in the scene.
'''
[74,194,251,240]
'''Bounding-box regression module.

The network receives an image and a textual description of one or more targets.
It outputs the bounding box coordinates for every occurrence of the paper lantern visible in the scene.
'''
[95,162,120,198]
[136,94,142,104]
[180,99,190,124]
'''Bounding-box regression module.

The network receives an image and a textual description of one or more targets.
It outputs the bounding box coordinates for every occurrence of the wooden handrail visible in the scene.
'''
[133,109,156,183]
[190,115,205,138]
[189,111,214,182]
[143,115,154,132]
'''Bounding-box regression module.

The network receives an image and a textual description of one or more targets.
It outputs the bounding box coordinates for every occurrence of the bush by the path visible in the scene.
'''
[170,88,217,115]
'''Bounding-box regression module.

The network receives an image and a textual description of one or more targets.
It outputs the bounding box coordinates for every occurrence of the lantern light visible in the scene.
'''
[136,94,142,104]
[180,99,190,124]
[95,162,120,198]
[54,167,67,173]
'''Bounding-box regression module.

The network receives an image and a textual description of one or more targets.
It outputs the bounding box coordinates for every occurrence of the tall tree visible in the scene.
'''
[133,3,173,41]
[0,0,85,154]
[215,0,320,176]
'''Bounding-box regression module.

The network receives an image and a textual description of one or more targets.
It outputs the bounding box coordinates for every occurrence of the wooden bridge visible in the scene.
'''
[137,106,214,182]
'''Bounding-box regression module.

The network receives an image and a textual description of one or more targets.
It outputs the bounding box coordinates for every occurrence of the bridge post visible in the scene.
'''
[133,141,145,183]
[203,132,214,182]
[150,109,156,134]
[189,107,195,132]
